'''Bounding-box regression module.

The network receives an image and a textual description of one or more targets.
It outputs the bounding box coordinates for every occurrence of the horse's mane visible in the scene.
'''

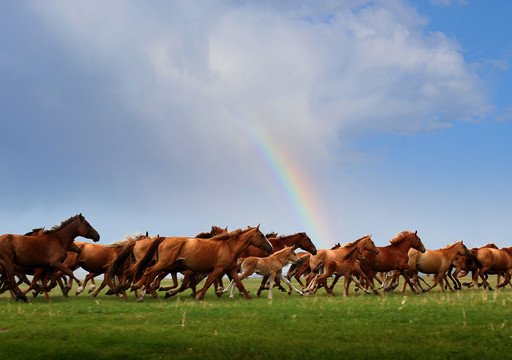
[266,232,278,238]
[343,246,359,259]
[485,243,499,249]
[45,214,82,234]
[272,232,305,240]
[195,225,227,239]
[211,226,256,241]
[330,243,341,250]
[106,239,131,248]
[344,235,369,248]
[270,246,293,257]
[124,233,149,242]
[389,231,415,245]
[24,227,45,236]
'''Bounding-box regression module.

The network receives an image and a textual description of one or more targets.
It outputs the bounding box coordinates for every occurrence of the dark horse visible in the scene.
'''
[0,214,100,302]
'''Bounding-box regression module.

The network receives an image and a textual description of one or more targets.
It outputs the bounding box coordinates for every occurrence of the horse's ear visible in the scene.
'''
[145,231,149,237]
[256,224,260,230]
[369,234,372,238]
[415,230,418,235]
[79,213,84,220]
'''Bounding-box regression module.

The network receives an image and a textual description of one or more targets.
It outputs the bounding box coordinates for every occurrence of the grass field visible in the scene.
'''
[1,276,511,360]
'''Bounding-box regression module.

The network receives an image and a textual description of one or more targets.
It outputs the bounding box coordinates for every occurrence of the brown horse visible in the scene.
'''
[405,241,472,292]
[70,240,131,297]
[286,243,341,290]
[306,235,378,288]
[475,246,512,290]
[304,246,379,297]
[0,214,100,302]
[449,244,500,289]
[360,231,425,294]
[218,232,318,296]
[223,246,303,299]
[133,226,272,300]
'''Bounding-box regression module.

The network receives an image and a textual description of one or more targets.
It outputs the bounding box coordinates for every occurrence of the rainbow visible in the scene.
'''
[237,111,333,249]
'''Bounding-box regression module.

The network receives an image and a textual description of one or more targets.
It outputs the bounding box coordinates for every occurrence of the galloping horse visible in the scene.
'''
[305,245,380,297]
[405,241,472,292]
[306,235,378,288]
[360,231,425,294]
[222,232,318,296]
[475,246,512,290]
[133,226,272,300]
[0,214,100,302]
[71,240,130,297]
[223,246,303,299]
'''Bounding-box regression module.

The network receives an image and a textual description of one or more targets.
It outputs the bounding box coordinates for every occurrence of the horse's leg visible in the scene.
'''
[497,271,511,288]
[278,273,303,295]
[478,268,493,290]
[443,274,455,291]
[91,278,109,297]
[329,274,341,291]
[0,264,29,302]
[256,276,269,297]
[399,267,419,294]
[354,266,380,295]
[76,273,94,295]
[197,268,235,300]
[267,273,277,300]
[88,278,97,294]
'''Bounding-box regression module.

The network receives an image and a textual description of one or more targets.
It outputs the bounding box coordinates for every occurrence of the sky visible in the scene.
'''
[1,0,511,253]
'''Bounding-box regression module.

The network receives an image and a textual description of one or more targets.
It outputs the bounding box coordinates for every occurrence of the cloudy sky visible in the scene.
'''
[1,0,511,251]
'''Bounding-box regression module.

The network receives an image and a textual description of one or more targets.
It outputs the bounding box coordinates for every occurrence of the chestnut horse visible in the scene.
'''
[360,230,425,294]
[475,246,512,290]
[133,226,272,300]
[404,241,472,292]
[219,232,318,296]
[71,240,131,297]
[223,246,303,299]
[0,214,100,302]
[306,235,378,288]
[305,246,379,297]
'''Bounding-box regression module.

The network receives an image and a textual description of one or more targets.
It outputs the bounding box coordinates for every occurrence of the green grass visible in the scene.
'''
[1,277,511,359]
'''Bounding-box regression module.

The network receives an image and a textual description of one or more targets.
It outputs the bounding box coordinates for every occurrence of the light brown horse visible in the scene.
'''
[306,235,378,288]
[0,214,100,302]
[360,231,425,294]
[449,244,500,289]
[223,246,303,299]
[475,246,512,290]
[133,226,272,300]
[304,246,379,297]
[404,241,472,292]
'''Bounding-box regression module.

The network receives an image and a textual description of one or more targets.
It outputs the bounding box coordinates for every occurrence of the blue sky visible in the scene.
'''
[1,0,511,252]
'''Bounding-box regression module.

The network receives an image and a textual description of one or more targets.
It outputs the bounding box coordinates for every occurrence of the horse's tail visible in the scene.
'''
[106,240,136,286]
[133,237,166,282]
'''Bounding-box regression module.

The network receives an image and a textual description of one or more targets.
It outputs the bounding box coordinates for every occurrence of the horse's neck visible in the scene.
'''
[54,220,80,246]
[226,232,254,259]
[394,237,414,253]
[269,239,286,252]
[444,245,461,259]
[273,252,291,266]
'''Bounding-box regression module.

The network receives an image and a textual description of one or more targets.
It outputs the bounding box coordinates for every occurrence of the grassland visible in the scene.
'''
[1,277,511,360]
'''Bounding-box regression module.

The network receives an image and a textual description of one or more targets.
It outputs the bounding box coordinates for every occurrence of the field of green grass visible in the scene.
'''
[1,276,511,360]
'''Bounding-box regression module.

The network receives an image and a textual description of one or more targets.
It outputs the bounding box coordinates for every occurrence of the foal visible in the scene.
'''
[223,246,303,300]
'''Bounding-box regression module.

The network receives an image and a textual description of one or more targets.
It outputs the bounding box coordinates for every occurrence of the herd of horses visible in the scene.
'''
[0,214,511,303]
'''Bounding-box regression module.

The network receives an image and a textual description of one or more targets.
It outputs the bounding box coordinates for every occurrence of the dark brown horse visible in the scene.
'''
[360,231,425,294]
[0,214,100,302]
[133,226,272,300]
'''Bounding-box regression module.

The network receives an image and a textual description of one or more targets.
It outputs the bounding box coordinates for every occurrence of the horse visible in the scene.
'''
[222,246,303,299]
[133,226,272,301]
[286,243,340,290]
[305,235,378,288]
[475,246,512,290]
[218,232,318,296]
[304,246,380,297]
[404,241,472,292]
[69,240,131,297]
[360,230,425,294]
[0,214,100,302]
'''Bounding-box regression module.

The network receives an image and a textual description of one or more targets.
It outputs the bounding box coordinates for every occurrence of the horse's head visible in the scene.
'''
[411,230,426,253]
[77,214,100,242]
[249,225,273,255]
[286,247,301,264]
[457,241,472,258]
[298,233,317,255]
[363,235,379,255]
